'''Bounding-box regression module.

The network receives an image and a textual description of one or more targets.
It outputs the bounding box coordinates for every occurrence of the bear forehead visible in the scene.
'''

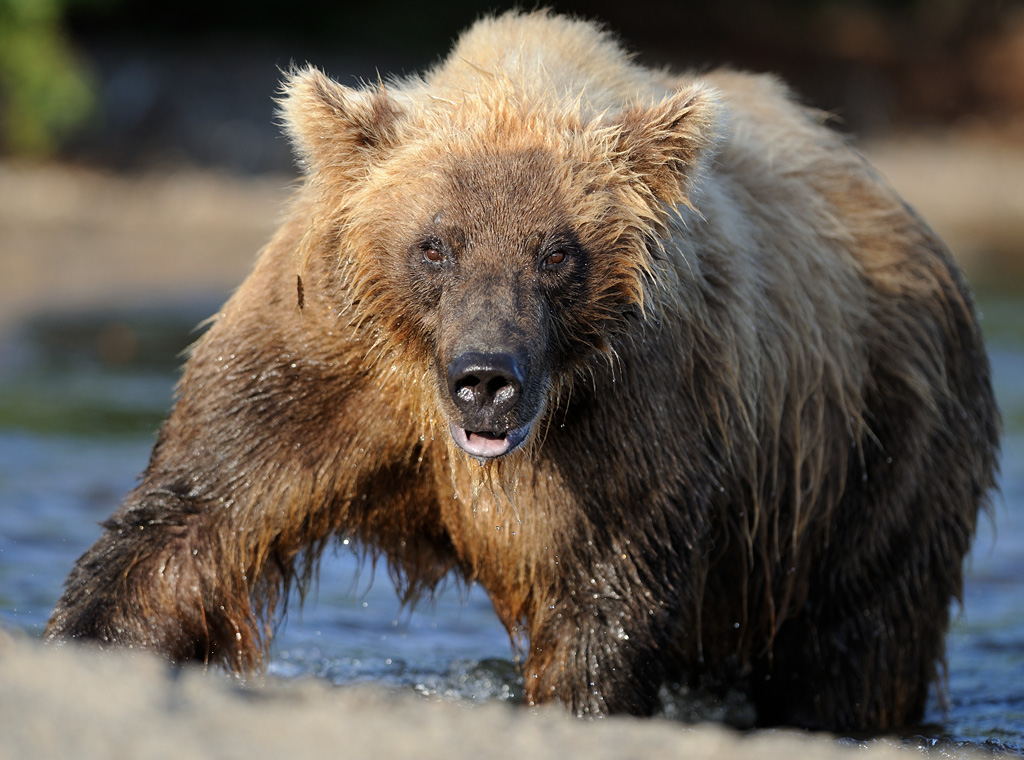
[439,149,573,221]
[369,143,585,248]
[401,87,609,172]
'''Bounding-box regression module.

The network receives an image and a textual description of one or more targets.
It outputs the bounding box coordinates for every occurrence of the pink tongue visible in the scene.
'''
[452,426,511,458]
[465,430,510,458]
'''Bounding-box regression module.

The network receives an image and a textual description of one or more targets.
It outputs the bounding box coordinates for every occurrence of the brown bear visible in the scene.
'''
[45,11,999,732]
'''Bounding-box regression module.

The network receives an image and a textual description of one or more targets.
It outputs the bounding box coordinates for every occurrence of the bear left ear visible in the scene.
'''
[278,66,404,177]
[609,84,720,207]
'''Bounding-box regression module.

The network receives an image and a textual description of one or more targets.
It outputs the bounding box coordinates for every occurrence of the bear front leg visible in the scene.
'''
[45,486,267,669]
[521,577,684,716]
[45,278,437,666]
[44,357,430,669]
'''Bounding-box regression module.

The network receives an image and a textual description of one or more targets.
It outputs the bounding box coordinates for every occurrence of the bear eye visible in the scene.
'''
[542,248,570,271]
[420,240,446,266]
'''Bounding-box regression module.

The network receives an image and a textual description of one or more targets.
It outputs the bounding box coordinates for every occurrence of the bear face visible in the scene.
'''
[373,146,585,459]
[281,69,719,460]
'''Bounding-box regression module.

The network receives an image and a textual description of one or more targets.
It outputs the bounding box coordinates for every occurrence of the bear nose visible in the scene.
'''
[447,351,524,425]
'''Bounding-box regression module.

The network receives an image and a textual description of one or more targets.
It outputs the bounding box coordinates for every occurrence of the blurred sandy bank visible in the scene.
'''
[0,628,1000,760]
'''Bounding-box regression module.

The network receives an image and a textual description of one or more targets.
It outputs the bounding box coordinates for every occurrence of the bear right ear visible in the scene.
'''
[607,84,721,209]
[279,66,404,176]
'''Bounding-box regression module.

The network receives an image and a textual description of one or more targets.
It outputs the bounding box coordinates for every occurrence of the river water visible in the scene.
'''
[1,294,1021,754]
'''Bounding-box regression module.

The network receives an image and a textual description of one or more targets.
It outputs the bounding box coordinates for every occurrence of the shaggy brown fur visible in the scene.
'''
[46,11,999,731]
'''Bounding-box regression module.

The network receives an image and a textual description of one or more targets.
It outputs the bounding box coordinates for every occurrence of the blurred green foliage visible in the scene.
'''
[0,0,96,157]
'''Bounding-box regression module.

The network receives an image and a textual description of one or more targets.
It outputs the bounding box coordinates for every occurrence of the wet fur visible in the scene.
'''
[47,11,999,730]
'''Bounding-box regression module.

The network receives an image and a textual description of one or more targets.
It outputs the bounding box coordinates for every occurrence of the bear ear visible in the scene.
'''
[278,66,404,176]
[609,84,720,207]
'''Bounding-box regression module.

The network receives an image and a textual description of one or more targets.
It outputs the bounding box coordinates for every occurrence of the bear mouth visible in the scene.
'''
[449,423,530,460]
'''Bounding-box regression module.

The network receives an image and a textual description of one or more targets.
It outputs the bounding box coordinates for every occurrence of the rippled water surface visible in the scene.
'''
[1,296,1022,753]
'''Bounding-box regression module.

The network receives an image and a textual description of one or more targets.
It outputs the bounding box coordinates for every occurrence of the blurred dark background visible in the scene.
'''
[3,0,1023,173]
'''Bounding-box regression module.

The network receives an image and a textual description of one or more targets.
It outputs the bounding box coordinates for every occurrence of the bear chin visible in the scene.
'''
[449,422,531,460]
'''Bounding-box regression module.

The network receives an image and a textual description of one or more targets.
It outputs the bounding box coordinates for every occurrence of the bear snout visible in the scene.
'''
[448,351,524,420]
[446,351,533,459]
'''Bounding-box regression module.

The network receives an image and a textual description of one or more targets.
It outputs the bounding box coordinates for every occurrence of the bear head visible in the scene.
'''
[279,66,719,462]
